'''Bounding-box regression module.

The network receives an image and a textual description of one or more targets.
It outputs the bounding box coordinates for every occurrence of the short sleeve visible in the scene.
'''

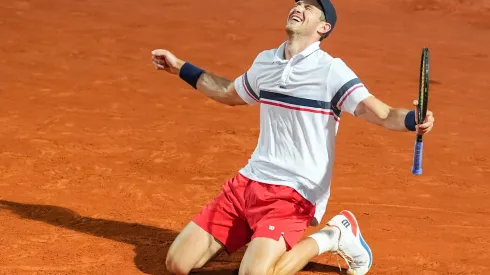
[234,53,262,105]
[329,59,372,115]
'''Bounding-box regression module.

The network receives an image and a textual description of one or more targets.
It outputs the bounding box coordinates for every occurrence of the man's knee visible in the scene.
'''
[165,221,224,274]
[240,264,273,275]
[165,252,192,275]
[165,248,215,275]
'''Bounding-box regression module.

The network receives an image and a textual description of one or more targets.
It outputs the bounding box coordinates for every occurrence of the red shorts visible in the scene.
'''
[192,173,315,253]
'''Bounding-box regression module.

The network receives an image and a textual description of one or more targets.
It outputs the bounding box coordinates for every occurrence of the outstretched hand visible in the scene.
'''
[413,100,434,135]
[151,49,185,75]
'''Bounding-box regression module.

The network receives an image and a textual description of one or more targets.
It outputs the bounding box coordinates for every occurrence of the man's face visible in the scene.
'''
[285,0,329,39]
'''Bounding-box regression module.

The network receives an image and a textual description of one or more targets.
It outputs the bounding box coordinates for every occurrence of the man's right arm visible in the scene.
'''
[151,49,247,106]
[196,71,246,106]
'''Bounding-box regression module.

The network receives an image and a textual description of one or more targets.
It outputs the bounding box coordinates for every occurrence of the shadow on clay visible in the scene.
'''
[0,200,342,275]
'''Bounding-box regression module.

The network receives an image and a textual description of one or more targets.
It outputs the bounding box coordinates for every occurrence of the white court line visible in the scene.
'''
[336,202,490,216]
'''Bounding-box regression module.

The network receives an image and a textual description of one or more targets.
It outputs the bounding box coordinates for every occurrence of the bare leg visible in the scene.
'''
[238,236,287,275]
[231,226,339,275]
[166,221,224,275]
[272,226,340,275]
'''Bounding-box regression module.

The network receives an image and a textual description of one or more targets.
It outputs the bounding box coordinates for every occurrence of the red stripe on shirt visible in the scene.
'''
[242,75,259,102]
[338,84,365,108]
[260,99,340,122]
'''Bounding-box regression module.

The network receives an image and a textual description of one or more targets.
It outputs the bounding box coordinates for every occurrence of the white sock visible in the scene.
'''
[308,226,340,255]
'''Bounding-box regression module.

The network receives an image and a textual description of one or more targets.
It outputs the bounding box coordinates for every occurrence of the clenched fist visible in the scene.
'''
[413,100,435,135]
[151,49,185,75]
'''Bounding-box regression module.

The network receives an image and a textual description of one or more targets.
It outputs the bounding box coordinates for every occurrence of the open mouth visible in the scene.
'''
[289,12,303,23]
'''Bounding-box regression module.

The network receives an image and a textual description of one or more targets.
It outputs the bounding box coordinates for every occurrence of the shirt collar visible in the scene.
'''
[274,41,321,63]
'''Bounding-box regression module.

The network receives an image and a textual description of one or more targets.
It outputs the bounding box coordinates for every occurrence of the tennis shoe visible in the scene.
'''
[326,210,373,275]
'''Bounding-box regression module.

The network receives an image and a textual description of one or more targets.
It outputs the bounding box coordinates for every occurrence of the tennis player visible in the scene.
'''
[151,0,435,274]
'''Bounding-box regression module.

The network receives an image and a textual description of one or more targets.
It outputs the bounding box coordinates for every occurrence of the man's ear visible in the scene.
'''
[318,22,332,37]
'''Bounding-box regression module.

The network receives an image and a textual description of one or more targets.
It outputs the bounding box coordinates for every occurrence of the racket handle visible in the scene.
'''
[412,137,423,175]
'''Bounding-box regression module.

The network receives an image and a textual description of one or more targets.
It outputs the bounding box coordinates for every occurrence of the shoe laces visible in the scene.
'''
[335,248,354,272]
[330,225,354,272]
[331,227,366,273]
[336,248,369,274]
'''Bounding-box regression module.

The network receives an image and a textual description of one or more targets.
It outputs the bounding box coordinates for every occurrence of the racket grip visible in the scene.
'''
[411,138,423,175]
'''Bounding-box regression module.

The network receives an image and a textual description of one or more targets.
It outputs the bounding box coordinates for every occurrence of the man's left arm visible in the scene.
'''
[328,60,434,134]
[353,96,435,135]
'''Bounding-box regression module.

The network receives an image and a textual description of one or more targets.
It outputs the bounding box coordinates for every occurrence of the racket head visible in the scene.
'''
[418,48,430,124]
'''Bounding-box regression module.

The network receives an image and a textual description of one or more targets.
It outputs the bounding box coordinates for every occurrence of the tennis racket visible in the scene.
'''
[411,47,430,175]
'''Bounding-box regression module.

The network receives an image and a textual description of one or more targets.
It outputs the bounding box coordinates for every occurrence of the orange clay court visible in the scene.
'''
[1,0,489,274]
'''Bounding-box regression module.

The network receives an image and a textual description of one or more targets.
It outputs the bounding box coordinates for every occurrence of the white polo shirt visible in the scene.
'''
[234,41,372,225]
